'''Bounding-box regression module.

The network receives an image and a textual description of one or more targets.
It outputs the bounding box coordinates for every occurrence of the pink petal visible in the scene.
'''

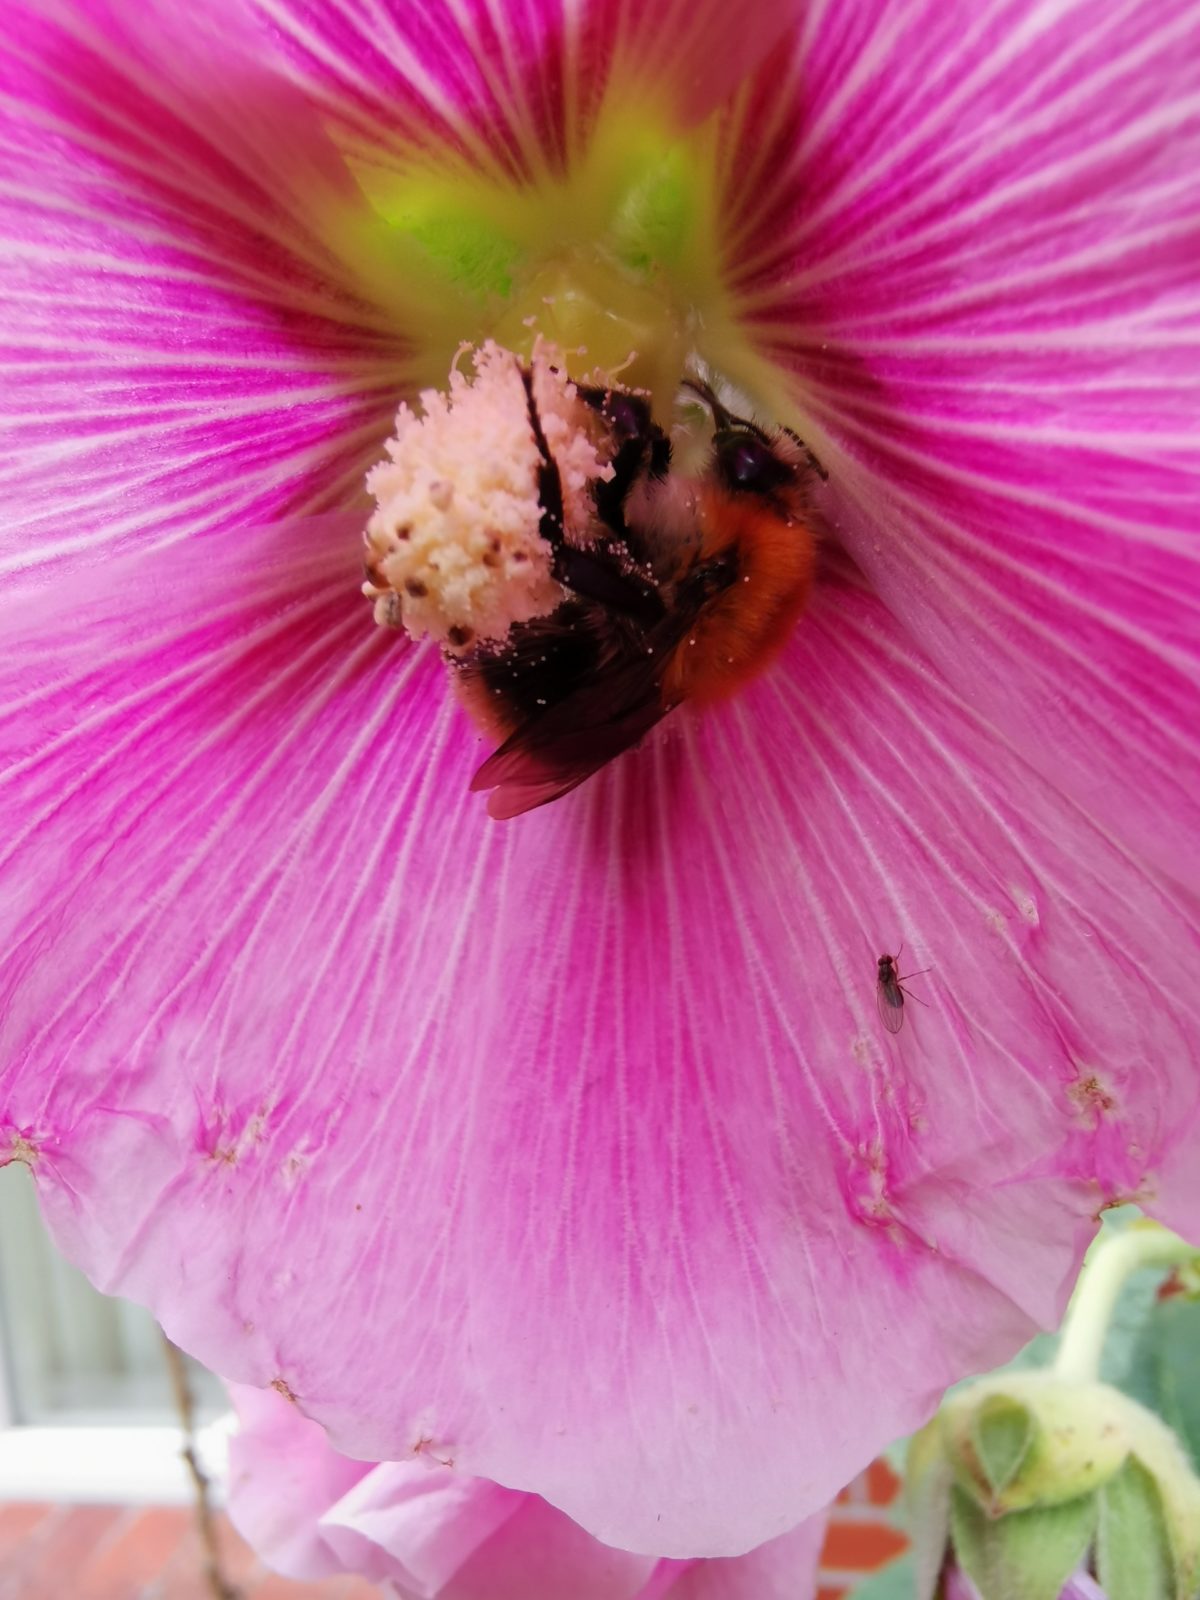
[162,0,803,152]
[227,1383,372,1579]
[662,1518,830,1600]
[227,1382,826,1600]
[716,0,1200,886]
[0,1,411,580]
[4,513,1195,1552]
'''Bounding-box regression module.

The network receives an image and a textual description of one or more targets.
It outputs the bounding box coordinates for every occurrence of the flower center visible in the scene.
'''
[345,102,724,399]
[341,100,824,814]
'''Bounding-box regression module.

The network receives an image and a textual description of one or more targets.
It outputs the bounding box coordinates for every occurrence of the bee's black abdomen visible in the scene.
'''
[553,545,666,624]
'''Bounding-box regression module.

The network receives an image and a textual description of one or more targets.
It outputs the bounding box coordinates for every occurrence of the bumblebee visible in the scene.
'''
[459,375,824,817]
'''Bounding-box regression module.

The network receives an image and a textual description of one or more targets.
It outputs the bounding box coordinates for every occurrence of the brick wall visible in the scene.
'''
[0,1460,910,1600]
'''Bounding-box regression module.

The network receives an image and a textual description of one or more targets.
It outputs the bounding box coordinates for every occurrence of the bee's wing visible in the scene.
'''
[471,653,673,819]
[877,981,905,1034]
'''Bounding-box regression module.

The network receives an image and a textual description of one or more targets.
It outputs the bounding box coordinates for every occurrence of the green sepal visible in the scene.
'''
[950,1483,1096,1600]
[1095,1456,1175,1600]
[906,1421,953,1600]
[972,1393,1034,1496]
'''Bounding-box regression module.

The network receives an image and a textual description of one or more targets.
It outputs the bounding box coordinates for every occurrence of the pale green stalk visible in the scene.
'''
[1053,1222,1200,1384]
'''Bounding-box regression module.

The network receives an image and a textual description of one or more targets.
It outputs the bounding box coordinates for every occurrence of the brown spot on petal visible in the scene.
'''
[281,1152,309,1186]
[410,1427,456,1467]
[6,1133,39,1166]
[271,1377,297,1403]
[1068,1073,1117,1125]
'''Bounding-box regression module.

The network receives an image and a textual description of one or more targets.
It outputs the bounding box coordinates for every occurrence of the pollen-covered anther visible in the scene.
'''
[363,340,611,655]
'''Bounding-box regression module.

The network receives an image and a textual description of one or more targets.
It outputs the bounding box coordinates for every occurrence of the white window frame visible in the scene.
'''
[0,1219,232,1502]
[0,1404,233,1504]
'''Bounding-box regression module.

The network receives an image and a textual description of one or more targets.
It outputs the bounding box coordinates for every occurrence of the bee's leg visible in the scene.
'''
[575,385,672,523]
[520,368,567,554]
[522,371,664,623]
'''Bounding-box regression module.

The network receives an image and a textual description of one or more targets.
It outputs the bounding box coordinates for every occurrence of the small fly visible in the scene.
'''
[876,945,930,1034]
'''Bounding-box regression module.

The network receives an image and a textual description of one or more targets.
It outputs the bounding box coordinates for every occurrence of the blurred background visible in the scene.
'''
[0,1162,906,1598]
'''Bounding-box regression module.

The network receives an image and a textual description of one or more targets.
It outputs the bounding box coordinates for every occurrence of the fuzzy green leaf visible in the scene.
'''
[906,1427,952,1600]
[951,1484,1096,1600]
[1121,1297,1200,1475]
[1095,1456,1175,1600]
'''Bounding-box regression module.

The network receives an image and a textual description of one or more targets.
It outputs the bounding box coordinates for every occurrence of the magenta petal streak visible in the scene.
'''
[2,0,1200,1562]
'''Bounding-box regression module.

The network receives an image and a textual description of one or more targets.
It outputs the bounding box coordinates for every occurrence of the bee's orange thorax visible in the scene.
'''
[662,485,817,705]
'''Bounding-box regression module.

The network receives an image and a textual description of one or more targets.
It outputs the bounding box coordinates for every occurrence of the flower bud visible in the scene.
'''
[906,1372,1200,1600]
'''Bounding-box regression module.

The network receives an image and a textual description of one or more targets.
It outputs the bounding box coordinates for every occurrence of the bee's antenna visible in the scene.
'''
[681,376,734,432]
[779,423,828,480]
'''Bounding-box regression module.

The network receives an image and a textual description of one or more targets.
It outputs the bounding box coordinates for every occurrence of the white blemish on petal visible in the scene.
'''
[201,1102,272,1167]
[844,1142,895,1228]
[280,1148,311,1186]
[1011,888,1040,926]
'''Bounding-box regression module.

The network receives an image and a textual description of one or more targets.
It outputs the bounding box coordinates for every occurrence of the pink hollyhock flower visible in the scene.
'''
[226,1384,828,1598]
[2,0,1200,1562]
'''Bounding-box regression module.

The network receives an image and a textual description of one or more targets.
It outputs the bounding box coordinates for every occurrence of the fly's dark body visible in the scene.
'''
[876,948,930,1034]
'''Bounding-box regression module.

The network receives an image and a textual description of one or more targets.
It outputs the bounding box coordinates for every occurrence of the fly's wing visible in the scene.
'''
[471,656,674,818]
[877,980,905,1034]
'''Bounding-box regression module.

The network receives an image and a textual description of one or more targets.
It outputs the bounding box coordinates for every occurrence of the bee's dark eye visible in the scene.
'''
[714,429,790,494]
[725,436,770,483]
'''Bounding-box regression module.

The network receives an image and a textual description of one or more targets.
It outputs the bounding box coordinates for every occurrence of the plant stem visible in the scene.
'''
[1053,1222,1199,1384]
[161,1331,241,1600]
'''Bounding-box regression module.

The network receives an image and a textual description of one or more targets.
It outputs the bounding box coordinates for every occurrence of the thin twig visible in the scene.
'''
[161,1331,241,1600]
